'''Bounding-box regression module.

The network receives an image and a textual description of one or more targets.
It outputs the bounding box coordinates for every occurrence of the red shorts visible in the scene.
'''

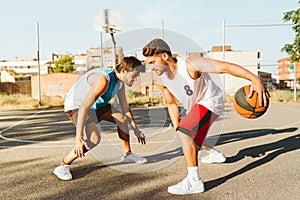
[177,104,218,146]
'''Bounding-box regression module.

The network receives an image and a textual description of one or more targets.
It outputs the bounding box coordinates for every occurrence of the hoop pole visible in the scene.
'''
[110,32,117,68]
[100,31,103,68]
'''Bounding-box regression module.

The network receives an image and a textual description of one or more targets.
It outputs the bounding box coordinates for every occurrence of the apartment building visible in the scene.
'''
[277,57,300,89]
[129,46,265,98]
[0,58,50,75]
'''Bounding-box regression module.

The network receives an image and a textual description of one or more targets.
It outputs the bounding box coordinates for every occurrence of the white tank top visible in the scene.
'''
[161,56,224,115]
[64,68,121,112]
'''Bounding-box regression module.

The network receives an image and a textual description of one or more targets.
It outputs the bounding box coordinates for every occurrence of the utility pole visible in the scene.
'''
[294,61,297,103]
[36,22,41,106]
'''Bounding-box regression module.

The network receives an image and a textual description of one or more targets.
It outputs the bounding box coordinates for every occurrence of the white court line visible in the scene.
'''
[0,139,181,149]
[0,145,74,149]
[0,110,45,143]
[0,108,175,148]
[0,106,174,144]
[2,106,300,149]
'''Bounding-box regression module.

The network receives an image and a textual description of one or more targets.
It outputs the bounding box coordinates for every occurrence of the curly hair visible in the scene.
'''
[115,56,143,72]
[143,38,172,57]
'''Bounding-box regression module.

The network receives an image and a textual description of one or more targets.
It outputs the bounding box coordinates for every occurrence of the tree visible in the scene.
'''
[281,0,300,62]
[53,55,75,73]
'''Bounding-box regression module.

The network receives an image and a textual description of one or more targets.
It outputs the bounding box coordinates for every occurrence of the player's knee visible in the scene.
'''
[112,112,127,123]
[85,136,101,150]
[85,141,98,150]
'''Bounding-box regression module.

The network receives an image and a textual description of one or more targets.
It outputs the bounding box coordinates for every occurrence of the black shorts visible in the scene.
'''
[65,104,112,125]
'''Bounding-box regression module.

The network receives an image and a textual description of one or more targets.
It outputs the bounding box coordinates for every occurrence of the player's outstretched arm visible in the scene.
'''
[117,84,146,144]
[186,56,269,107]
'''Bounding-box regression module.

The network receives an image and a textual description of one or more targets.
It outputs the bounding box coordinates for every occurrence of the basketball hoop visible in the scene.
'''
[94,9,126,67]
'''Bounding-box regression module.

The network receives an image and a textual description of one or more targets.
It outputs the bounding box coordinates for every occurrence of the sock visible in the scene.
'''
[187,166,200,182]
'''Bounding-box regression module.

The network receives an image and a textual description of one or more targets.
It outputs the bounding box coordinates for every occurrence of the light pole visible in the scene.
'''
[293,61,297,103]
[36,22,41,106]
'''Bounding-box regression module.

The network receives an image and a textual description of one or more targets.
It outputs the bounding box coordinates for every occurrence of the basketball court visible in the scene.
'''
[0,104,300,199]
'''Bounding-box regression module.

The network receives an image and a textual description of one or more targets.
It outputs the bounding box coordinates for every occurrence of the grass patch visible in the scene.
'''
[0,94,64,110]
[1,89,299,111]
[225,89,300,104]
[269,90,299,103]
[128,96,163,107]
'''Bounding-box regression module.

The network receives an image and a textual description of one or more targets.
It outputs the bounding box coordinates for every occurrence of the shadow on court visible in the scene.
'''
[215,127,298,146]
[0,108,75,148]
[1,106,300,199]
[204,128,300,191]
[68,146,183,181]
[68,127,299,182]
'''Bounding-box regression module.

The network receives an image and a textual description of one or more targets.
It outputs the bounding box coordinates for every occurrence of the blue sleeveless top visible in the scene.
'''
[91,68,120,109]
[64,67,121,111]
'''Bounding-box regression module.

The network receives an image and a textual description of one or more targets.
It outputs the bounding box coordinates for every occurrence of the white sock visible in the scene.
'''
[187,166,200,182]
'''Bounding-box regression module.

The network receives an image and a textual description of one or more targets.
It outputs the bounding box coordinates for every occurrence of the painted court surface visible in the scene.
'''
[0,104,299,200]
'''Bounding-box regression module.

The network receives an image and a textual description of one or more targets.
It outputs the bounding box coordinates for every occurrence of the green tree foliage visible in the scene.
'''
[281,1,300,62]
[53,55,74,73]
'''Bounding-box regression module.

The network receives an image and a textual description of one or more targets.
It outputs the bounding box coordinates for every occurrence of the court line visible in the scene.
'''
[0,106,175,144]
[2,106,300,149]
[0,139,181,149]
[0,108,172,144]
[0,122,172,143]
[0,108,175,148]
[0,110,45,143]
[1,130,299,149]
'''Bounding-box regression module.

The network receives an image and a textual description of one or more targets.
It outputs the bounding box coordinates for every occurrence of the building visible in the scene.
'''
[1,45,266,99]
[31,73,79,99]
[73,54,88,73]
[258,71,272,89]
[203,46,261,94]
[0,46,125,98]
[0,58,51,75]
[277,57,300,89]
[71,47,125,72]
[86,47,124,70]
[128,46,264,99]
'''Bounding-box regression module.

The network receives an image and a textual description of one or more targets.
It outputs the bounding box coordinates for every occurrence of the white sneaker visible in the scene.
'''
[168,177,205,195]
[121,153,147,164]
[53,165,72,180]
[201,149,226,164]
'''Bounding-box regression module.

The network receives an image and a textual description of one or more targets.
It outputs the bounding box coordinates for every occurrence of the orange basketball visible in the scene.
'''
[233,85,269,119]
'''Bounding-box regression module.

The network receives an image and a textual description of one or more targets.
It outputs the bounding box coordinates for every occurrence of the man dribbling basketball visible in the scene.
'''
[143,38,269,195]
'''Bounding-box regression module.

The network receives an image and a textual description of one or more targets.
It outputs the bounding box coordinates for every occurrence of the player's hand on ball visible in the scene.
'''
[250,79,270,107]
[74,137,86,158]
[134,129,146,145]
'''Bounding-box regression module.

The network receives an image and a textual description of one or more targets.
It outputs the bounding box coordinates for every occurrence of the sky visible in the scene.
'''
[0,0,298,75]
